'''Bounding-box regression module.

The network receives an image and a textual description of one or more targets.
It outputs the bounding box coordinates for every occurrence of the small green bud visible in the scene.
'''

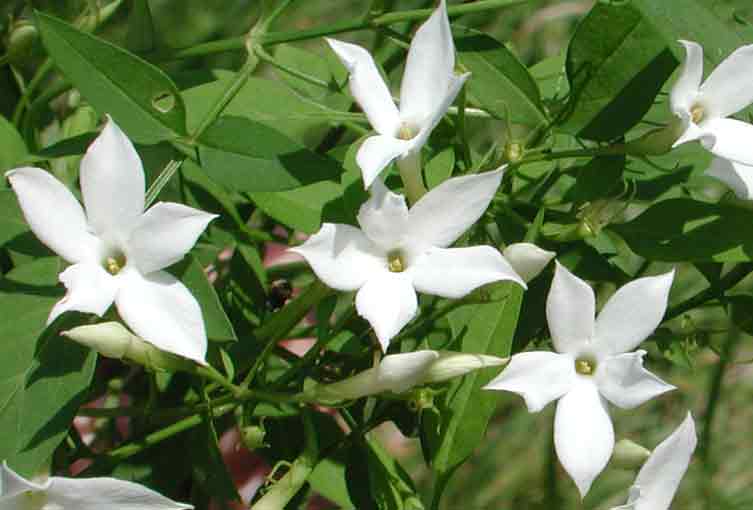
[503,141,525,163]
[6,21,38,64]
[241,425,267,451]
[408,388,435,412]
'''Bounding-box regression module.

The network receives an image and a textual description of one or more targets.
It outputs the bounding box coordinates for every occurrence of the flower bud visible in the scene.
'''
[502,243,555,283]
[62,322,133,359]
[503,141,525,163]
[6,21,38,64]
[612,438,651,470]
[309,350,507,402]
[423,352,508,384]
[63,322,194,372]
[240,425,267,451]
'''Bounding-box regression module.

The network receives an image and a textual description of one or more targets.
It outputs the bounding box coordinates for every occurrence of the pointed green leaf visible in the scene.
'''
[36,11,186,143]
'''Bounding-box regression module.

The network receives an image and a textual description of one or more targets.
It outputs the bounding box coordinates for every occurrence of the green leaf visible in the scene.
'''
[560,1,676,141]
[189,418,239,503]
[429,282,523,475]
[566,155,626,205]
[455,27,547,127]
[170,255,236,342]
[0,190,29,248]
[249,182,346,234]
[309,458,355,509]
[198,116,342,193]
[632,0,750,64]
[346,438,424,510]
[0,258,96,477]
[425,147,455,190]
[36,12,186,143]
[0,115,26,175]
[612,198,753,262]
[182,71,351,146]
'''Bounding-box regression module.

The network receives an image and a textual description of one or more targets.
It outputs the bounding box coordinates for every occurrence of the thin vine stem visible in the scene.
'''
[146,0,531,62]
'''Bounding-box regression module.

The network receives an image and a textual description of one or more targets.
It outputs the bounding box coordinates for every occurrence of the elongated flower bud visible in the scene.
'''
[424,352,508,383]
[309,350,508,402]
[63,322,193,372]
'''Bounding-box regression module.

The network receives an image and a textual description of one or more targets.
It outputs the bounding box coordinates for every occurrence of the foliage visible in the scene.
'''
[1,0,753,509]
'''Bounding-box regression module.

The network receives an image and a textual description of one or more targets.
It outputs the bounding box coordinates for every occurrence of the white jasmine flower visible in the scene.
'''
[312,350,507,401]
[485,262,675,497]
[0,461,192,509]
[327,0,469,189]
[612,413,697,510]
[670,40,753,164]
[291,169,525,351]
[6,118,216,364]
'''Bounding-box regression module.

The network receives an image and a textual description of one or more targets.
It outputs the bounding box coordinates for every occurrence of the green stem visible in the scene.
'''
[147,0,530,61]
[190,55,259,142]
[242,281,333,388]
[144,159,183,207]
[251,411,319,509]
[255,46,331,90]
[665,264,753,321]
[12,58,54,126]
[514,144,627,167]
[456,85,472,171]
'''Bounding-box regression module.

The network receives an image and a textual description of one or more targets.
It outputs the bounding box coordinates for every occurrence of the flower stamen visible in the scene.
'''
[387,251,406,273]
[398,123,417,141]
[690,103,705,124]
[575,357,596,376]
[105,253,126,275]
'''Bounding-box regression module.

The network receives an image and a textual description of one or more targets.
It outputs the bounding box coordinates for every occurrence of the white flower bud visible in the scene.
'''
[612,438,651,470]
[63,322,194,372]
[62,322,135,359]
[310,350,507,402]
[503,242,555,282]
[423,352,508,384]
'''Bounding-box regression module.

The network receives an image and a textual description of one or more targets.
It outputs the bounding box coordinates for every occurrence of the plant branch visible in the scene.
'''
[147,0,530,62]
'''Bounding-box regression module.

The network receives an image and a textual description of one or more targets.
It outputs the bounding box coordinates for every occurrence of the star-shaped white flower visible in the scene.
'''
[6,118,216,364]
[670,40,753,165]
[612,413,696,510]
[326,0,469,188]
[0,461,192,509]
[291,169,525,351]
[312,349,508,401]
[484,262,676,497]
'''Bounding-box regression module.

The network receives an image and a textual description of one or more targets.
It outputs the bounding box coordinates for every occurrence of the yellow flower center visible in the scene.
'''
[690,103,705,124]
[575,357,596,376]
[387,251,406,273]
[398,123,417,141]
[105,253,126,275]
